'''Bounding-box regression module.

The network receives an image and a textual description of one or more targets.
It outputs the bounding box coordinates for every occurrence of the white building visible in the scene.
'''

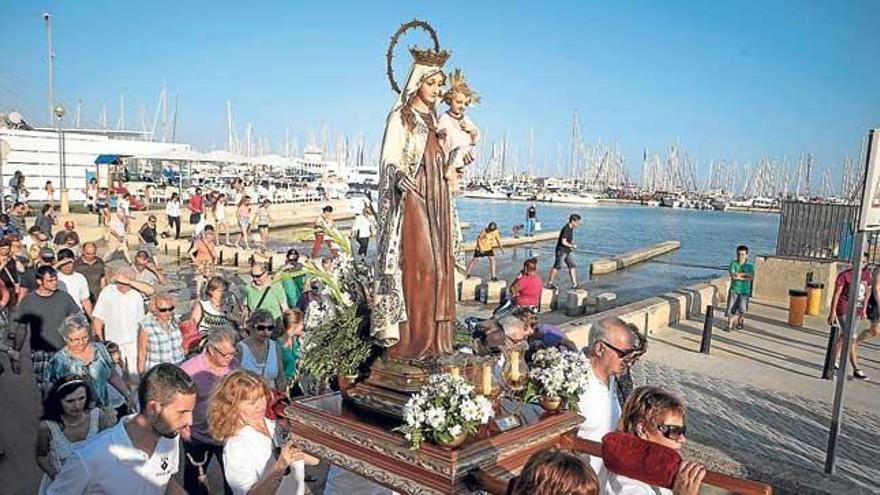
[0,127,188,202]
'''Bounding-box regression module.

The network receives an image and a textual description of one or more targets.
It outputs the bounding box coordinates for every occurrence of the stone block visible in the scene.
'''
[459,276,482,302]
[596,292,617,310]
[482,280,507,305]
[565,289,589,317]
[538,288,557,313]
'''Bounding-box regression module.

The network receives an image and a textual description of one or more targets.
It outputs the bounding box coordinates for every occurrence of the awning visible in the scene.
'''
[95,154,125,165]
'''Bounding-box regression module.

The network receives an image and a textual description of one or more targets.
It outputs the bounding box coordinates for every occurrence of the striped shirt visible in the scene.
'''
[140,313,184,372]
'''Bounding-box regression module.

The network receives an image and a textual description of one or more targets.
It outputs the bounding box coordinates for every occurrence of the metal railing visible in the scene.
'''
[776,201,859,262]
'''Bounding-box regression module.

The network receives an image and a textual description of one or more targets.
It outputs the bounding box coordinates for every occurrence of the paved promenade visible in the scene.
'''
[634,299,879,494]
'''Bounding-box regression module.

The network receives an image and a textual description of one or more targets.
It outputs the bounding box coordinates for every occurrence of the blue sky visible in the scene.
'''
[2,1,878,180]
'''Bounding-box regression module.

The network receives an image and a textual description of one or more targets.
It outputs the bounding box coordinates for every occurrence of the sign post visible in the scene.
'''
[825,129,879,474]
[0,138,8,212]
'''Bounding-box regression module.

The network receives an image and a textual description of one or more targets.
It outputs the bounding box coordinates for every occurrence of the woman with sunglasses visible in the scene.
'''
[237,309,285,391]
[606,386,706,495]
[136,292,185,376]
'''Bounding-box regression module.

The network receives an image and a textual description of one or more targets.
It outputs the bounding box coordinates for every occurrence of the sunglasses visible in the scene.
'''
[254,324,274,332]
[157,306,175,313]
[600,340,637,361]
[657,424,687,440]
[252,272,266,278]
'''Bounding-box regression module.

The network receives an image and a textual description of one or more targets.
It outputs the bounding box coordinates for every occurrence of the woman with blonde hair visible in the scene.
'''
[208,369,317,495]
[136,292,184,375]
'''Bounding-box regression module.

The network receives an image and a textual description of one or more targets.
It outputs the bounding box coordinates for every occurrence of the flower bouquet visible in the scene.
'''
[523,347,591,412]
[396,373,495,450]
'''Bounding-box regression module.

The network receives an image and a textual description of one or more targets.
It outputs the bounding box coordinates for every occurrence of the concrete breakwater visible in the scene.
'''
[459,231,558,252]
[589,240,681,275]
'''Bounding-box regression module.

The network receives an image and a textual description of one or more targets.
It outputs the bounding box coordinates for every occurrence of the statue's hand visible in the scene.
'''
[396,171,417,194]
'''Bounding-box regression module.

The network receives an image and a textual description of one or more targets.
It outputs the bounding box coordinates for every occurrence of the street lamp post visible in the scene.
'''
[54,105,69,215]
[44,13,54,127]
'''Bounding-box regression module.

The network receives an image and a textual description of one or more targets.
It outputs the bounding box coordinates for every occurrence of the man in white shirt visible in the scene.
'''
[48,363,196,495]
[55,248,93,317]
[577,317,637,481]
[105,209,132,264]
[92,266,154,372]
[350,206,375,260]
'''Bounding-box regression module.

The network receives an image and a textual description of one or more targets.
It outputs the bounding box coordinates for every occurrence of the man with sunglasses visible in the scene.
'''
[577,317,638,484]
[243,263,288,323]
[180,326,238,494]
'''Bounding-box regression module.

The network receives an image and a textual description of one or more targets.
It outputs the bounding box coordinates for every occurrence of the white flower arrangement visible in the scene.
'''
[396,373,495,449]
[524,347,591,411]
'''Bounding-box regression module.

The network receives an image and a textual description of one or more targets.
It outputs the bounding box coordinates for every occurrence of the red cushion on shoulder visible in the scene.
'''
[601,432,681,488]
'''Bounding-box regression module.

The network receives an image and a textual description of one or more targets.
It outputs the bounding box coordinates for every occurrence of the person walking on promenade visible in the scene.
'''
[55,249,93,317]
[255,199,271,247]
[547,214,581,290]
[311,205,334,259]
[137,293,185,376]
[855,266,880,380]
[726,245,754,331]
[829,253,872,380]
[189,225,217,297]
[350,206,375,259]
[46,364,196,495]
[508,449,598,495]
[138,215,160,261]
[179,326,237,495]
[73,242,106,306]
[35,376,115,495]
[465,221,504,281]
[105,209,132,264]
[214,193,231,246]
[43,316,133,411]
[189,187,205,232]
[234,195,252,250]
[92,267,153,374]
[10,265,82,388]
[52,220,79,249]
[525,203,538,237]
[95,187,110,226]
[166,192,182,240]
[237,309,285,391]
[243,263,288,323]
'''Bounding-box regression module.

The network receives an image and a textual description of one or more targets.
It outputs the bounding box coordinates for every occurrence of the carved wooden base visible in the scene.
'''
[285,393,583,494]
[348,353,497,419]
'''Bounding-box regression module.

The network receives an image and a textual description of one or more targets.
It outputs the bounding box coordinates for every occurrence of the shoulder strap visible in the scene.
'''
[199,239,216,262]
[253,286,272,311]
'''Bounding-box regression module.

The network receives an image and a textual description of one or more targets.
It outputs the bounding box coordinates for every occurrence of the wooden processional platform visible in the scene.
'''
[285,393,583,494]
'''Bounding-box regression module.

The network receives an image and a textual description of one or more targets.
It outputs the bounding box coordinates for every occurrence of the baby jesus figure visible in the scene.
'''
[437,69,480,195]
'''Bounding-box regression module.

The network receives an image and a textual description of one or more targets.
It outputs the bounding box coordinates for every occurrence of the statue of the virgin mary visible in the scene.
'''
[371,39,457,361]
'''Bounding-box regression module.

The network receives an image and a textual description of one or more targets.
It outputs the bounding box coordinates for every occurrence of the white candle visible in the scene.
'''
[509,350,521,383]
[481,363,493,395]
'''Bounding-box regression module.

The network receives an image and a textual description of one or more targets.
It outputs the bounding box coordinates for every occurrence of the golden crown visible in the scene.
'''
[409,46,451,67]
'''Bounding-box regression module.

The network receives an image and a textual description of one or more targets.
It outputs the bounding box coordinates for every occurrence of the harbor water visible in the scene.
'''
[455,198,779,306]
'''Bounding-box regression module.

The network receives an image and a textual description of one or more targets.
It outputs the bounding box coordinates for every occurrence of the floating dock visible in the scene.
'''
[589,240,681,275]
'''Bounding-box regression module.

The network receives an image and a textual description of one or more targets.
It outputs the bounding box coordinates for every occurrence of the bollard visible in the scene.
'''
[268,256,273,273]
[234,252,239,266]
[699,305,714,354]
[821,324,840,380]
[218,249,224,265]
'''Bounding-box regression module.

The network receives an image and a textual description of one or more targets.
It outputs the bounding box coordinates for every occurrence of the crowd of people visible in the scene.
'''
[0,179,799,495]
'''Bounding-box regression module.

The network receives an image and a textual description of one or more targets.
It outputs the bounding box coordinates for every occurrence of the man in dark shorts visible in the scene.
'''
[547,214,580,289]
